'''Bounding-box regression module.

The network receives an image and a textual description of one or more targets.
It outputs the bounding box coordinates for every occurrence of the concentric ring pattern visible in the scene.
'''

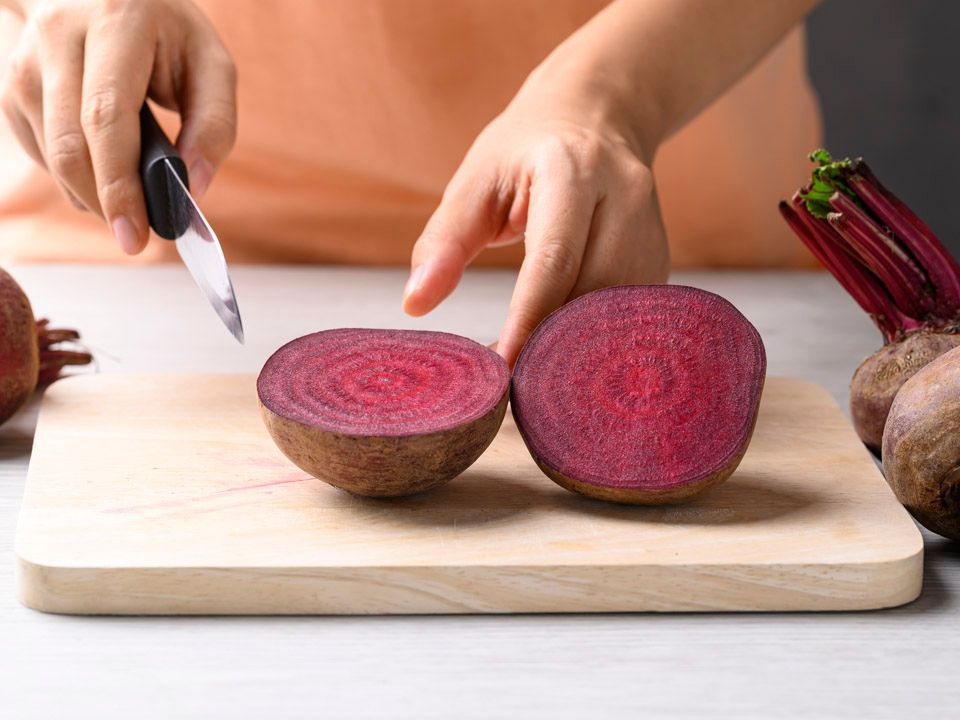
[511,285,766,489]
[258,329,509,436]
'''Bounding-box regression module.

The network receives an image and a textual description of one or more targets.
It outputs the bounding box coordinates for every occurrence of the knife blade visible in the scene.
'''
[139,105,244,344]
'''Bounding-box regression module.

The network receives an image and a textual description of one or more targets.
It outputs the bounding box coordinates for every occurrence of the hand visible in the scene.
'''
[402,65,669,367]
[0,0,237,254]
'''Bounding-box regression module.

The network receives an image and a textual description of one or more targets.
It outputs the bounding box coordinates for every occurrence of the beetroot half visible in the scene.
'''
[257,328,509,497]
[510,285,766,505]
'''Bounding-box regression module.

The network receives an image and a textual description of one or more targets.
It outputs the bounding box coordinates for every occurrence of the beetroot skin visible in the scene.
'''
[0,267,92,425]
[849,331,960,453]
[258,328,510,497]
[0,268,38,424]
[882,345,960,540]
[510,285,766,505]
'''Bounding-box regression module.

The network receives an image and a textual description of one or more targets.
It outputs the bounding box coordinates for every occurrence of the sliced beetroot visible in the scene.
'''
[257,328,509,497]
[511,285,766,505]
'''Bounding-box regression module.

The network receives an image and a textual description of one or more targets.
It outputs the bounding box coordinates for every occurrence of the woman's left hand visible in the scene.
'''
[402,67,669,367]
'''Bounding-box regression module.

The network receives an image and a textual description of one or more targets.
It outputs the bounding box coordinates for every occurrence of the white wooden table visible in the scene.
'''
[1,265,957,719]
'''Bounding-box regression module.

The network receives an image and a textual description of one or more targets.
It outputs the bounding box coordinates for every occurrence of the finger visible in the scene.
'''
[1,50,46,167]
[621,240,670,286]
[617,179,670,287]
[81,17,154,254]
[565,197,632,299]
[403,170,509,316]
[622,172,670,285]
[39,22,96,212]
[174,41,237,199]
[2,98,45,168]
[497,172,598,366]
[487,178,529,248]
[567,173,670,299]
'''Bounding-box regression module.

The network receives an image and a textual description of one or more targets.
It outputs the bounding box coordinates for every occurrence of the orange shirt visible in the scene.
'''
[0,1,821,268]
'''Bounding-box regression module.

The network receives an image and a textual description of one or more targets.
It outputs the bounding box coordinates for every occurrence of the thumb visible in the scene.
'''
[403,172,506,316]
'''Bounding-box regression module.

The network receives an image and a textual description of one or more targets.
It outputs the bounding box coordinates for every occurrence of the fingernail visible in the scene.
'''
[188,157,214,199]
[111,215,140,255]
[403,265,426,299]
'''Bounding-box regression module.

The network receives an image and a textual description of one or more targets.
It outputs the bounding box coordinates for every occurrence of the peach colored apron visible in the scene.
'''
[0,1,821,267]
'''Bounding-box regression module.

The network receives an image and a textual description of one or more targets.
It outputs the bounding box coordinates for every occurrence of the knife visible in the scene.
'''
[138,104,244,344]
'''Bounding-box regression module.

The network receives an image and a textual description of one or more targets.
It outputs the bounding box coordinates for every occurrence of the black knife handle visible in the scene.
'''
[139,104,190,240]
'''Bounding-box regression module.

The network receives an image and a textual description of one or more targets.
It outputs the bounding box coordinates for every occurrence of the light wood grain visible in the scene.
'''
[15,372,921,614]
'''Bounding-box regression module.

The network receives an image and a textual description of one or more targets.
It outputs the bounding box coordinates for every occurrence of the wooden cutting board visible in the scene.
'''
[15,374,922,614]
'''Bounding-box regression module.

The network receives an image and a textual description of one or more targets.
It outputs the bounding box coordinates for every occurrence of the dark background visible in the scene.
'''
[806,0,960,258]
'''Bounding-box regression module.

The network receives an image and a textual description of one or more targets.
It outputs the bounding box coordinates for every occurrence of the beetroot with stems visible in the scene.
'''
[780,150,960,453]
[0,267,92,425]
[258,328,509,497]
[510,285,766,505]
[882,345,960,540]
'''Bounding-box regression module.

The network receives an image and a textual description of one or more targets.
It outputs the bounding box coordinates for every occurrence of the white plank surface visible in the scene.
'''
[1,265,957,719]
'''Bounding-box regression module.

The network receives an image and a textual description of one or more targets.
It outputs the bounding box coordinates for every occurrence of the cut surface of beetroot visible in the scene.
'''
[257,328,510,497]
[258,328,508,437]
[511,285,766,504]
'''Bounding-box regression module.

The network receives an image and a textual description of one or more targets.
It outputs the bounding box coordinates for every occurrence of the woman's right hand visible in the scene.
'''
[0,0,236,254]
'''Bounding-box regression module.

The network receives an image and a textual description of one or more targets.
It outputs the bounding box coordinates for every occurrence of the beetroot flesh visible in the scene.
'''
[258,328,510,497]
[510,285,766,505]
[259,328,508,436]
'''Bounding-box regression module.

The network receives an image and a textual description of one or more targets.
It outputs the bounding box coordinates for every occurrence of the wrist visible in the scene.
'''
[517,39,664,165]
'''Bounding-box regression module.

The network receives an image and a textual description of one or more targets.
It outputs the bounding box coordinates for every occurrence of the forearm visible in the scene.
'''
[525,0,821,158]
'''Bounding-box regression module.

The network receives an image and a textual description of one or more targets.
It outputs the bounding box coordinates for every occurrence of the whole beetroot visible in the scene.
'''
[882,345,960,540]
[850,331,960,451]
[0,268,38,424]
[780,150,960,453]
[0,267,92,425]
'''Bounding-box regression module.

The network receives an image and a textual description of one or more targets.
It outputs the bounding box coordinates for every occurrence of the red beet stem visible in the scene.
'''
[849,162,960,316]
[36,351,93,386]
[37,366,65,387]
[779,198,914,340]
[827,193,933,318]
[781,150,960,343]
[37,328,81,348]
[39,349,94,368]
[33,318,93,384]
